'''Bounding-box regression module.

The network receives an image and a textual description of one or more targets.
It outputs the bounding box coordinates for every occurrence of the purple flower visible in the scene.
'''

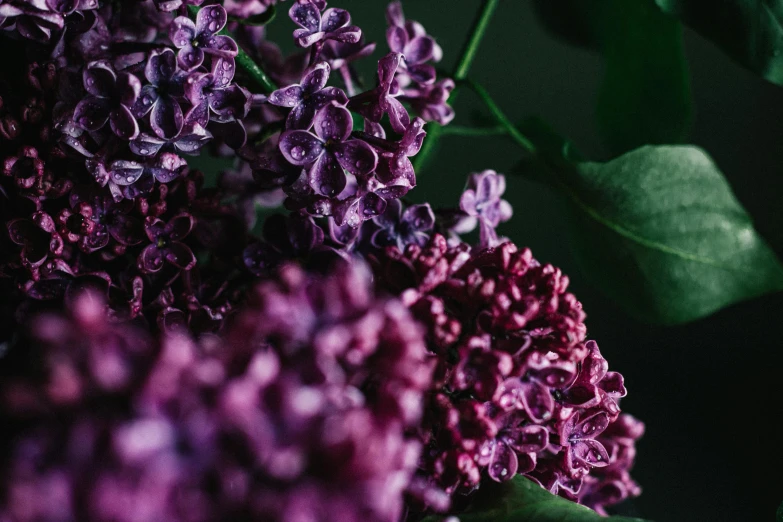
[138,213,196,273]
[130,123,213,157]
[279,101,378,197]
[267,61,348,130]
[348,52,410,134]
[403,78,455,125]
[73,60,141,140]
[459,170,513,248]
[289,0,361,50]
[385,1,442,86]
[7,212,64,270]
[371,199,434,249]
[107,153,188,190]
[560,409,612,475]
[184,64,251,127]
[133,49,187,140]
[169,4,238,71]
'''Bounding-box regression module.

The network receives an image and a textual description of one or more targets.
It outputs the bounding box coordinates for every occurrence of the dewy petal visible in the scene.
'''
[406,63,437,85]
[212,58,236,88]
[139,244,165,273]
[178,45,205,71]
[313,102,352,142]
[572,411,610,441]
[146,48,178,86]
[521,380,554,423]
[151,96,184,140]
[309,152,346,197]
[184,72,214,105]
[302,61,330,95]
[329,25,362,44]
[289,1,320,33]
[599,372,627,398]
[488,441,518,482]
[204,35,238,60]
[133,85,159,118]
[165,242,196,270]
[73,97,110,131]
[333,140,377,177]
[130,134,166,157]
[288,86,349,130]
[116,72,142,107]
[269,84,304,108]
[196,4,227,36]
[109,161,145,186]
[320,8,350,33]
[378,52,403,87]
[108,215,143,245]
[294,29,325,48]
[169,16,196,48]
[279,130,324,166]
[570,439,610,469]
[109,105,140,140]
[82,61,116,98]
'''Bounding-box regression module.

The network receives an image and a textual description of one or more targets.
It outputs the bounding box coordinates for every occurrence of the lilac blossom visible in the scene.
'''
[371,199,434,250]
[73,60,141,140]
[385,1,442,86]
[169,4,238,71]
[348,52,410,134]
[459,170,513,248]
[267,61,348,130]
[279,101,378,197]
[289,0,361,50]
[138,213,196,273]
[184,64,251,128]
[133,48,187,140]
[403,78,455,125]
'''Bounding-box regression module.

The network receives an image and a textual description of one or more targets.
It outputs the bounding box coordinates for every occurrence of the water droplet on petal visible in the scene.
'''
[290,146,304,160]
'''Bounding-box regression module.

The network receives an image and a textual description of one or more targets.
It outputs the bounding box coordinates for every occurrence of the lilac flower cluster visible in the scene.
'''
[0,1,643,520]
[369,229,642,514]
[1,263,432,522]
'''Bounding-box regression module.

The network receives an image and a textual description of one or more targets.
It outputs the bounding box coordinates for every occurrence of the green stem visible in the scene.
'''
[187,6,277,94]
[441,125,506,137]
[466,80,537,154]
[413,0,500,173]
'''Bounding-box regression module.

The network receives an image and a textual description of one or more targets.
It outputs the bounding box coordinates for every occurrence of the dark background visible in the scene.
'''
[300,1,783,520]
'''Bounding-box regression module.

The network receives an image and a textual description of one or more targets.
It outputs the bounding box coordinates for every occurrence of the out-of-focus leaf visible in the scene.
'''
[554,145,783,324]
[593,0,692,155]
[654,0,783,86]
[421,476,650,522]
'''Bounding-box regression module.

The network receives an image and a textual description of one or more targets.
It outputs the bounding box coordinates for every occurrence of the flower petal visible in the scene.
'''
[139,244,165,273]
[570,439,610,469]
[204,35,238,60]
[109,161,145,186]
[321,8,350,33]
[73,97,110,131]
[196,4,227,36]
[521,380,554,423]
[168,16,196,48]
[146,48,178,85]
[150,96,184,140]
[386,26,407,54]
[269,84,305,108]
[166,213,194,241]
[333,140,377,177]
[301,61,330,94]
[488,441,518,482]
[279,130,324,166]
[289,1,320,32]
[405,35,437,65]
[313,102,352,142]
[82,61,116,98]
[309,152,346,197]
[109,105,139,140]
[505,425,549,453]
[178,45,205,71]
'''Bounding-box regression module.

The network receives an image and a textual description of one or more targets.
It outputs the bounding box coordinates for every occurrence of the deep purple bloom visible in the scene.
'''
[459,170,513,248]
[348,52,410,134]
[279,101,378,197]
[385,1,442,86]
[107,153,188,190]
[267,61,348,130]
[130,123,213,157]
[184,64,251,127]
[372,199,434,250]
[289,0,361,50]
[133,48,186,140]
[169,4,238,71]
[73,60,141,140]
[138,213,196,273]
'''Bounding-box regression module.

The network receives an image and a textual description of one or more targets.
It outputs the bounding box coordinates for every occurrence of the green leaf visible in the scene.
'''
[555,145,783,324]
[421,476,650,522]
[229,5,276,26]
[654,0,783,86]
[593,0,692,155]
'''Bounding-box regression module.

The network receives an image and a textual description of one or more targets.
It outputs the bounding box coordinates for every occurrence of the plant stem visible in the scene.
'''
[187,6,277,94]
[466,80,537,154]
[441,125,506,137]
[413,0,500,173]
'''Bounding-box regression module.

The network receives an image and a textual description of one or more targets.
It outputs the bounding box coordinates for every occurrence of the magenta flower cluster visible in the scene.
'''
[0,1,642,521]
